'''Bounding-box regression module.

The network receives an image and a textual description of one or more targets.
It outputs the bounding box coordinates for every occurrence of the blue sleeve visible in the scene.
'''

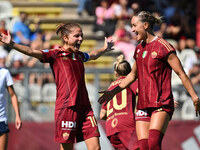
[83,52,90,62]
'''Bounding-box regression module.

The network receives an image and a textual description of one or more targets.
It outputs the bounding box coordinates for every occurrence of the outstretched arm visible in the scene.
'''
[168,53,200,116]
[98,62,137,104]
[88,37,114,60]
[7,85,22,130]
[0,31,43,61]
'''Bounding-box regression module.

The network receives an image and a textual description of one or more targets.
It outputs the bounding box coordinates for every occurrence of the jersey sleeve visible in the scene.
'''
[40,49,56,63]
[6,70,13,87]
[157,38,176,60]
[129,80,138,95]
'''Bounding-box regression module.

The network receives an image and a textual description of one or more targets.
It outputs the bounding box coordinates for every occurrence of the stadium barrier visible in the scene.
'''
[7,120,200,150]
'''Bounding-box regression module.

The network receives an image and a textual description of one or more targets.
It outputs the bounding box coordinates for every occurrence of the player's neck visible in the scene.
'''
[145,34,157,43]
[62,46,73,53]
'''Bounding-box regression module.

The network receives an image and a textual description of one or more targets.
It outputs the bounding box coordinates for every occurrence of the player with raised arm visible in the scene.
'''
[98,11,200,150]
[0,22,114,150]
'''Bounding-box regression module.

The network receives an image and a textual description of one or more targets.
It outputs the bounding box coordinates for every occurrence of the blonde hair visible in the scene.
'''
[56,23,82,44]
[114,55,131,76]
[137,11,162,29]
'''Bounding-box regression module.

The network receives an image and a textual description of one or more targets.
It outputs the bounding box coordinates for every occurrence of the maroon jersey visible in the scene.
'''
[41,47,90,108]
[133,37,176,109]
[102,77,138,137]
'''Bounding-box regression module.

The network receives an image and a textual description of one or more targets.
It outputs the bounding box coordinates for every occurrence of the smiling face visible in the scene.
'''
[63,27,83,52]
[131,16,148,42]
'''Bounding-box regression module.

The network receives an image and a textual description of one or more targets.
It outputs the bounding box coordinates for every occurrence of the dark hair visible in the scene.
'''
[56,23,82,44]
[137,11,162,29]
[114,55,131,76]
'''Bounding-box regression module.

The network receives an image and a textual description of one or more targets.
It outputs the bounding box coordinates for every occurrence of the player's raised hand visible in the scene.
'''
[0,30,11,45]
[174,101,179,108]
[98,90,114,105]
[104,37,114,52]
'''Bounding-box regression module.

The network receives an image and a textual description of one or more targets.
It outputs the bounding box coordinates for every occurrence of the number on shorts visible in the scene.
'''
[88,116,97,127]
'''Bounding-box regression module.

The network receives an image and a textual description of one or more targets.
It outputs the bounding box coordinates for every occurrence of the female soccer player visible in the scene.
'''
[100,55,139,150]
[0,23,114,150]
[0,67,22,150]
[98,11,200,150]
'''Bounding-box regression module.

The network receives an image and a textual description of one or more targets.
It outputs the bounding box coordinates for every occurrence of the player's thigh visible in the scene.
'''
[85,136,100,150]
[149,111,170,134]
[76,106,100,143]
[136,121,150,140]
[0,133,8,150]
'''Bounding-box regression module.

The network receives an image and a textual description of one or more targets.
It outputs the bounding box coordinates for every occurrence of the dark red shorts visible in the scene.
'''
[55,105,100,143]
[108,130,139,150]
[135,106,174,122]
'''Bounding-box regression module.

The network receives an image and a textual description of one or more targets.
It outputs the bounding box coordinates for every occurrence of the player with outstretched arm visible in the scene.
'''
[0,22,114,150]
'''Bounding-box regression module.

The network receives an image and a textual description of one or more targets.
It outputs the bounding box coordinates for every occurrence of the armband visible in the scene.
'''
[83,52,90,62]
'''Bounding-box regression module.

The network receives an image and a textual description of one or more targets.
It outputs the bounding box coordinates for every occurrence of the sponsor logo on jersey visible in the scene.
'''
[136,110,148,117]
[61,121,76,130]
[63,132,69,140]
[42,49,49,52]
[151,51,157,59]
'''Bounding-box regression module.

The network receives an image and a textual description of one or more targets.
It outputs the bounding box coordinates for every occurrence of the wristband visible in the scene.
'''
[9,41,15,47]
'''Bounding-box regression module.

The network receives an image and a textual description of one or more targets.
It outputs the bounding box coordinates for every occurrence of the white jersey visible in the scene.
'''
[0,68,13,123]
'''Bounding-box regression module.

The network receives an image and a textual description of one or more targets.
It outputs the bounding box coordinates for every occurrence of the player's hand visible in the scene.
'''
[104,37,114,52]
[0,30,12,45]
[98,90,114,105]
[193,97,200,117]
[174,101,179,108]
[15,116,22,130]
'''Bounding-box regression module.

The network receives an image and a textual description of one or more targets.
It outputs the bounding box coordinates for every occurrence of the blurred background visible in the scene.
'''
[0,0,200,149]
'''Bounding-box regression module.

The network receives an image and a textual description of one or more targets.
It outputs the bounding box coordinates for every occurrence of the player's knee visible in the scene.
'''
[95,145,101,150]
[148,129,164,150]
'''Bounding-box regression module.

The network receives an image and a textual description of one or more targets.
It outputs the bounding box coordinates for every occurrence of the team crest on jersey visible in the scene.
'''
[111,118,118,128]
[63,132,69,140]
[137,49,140,53]
[151,51,157,59]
